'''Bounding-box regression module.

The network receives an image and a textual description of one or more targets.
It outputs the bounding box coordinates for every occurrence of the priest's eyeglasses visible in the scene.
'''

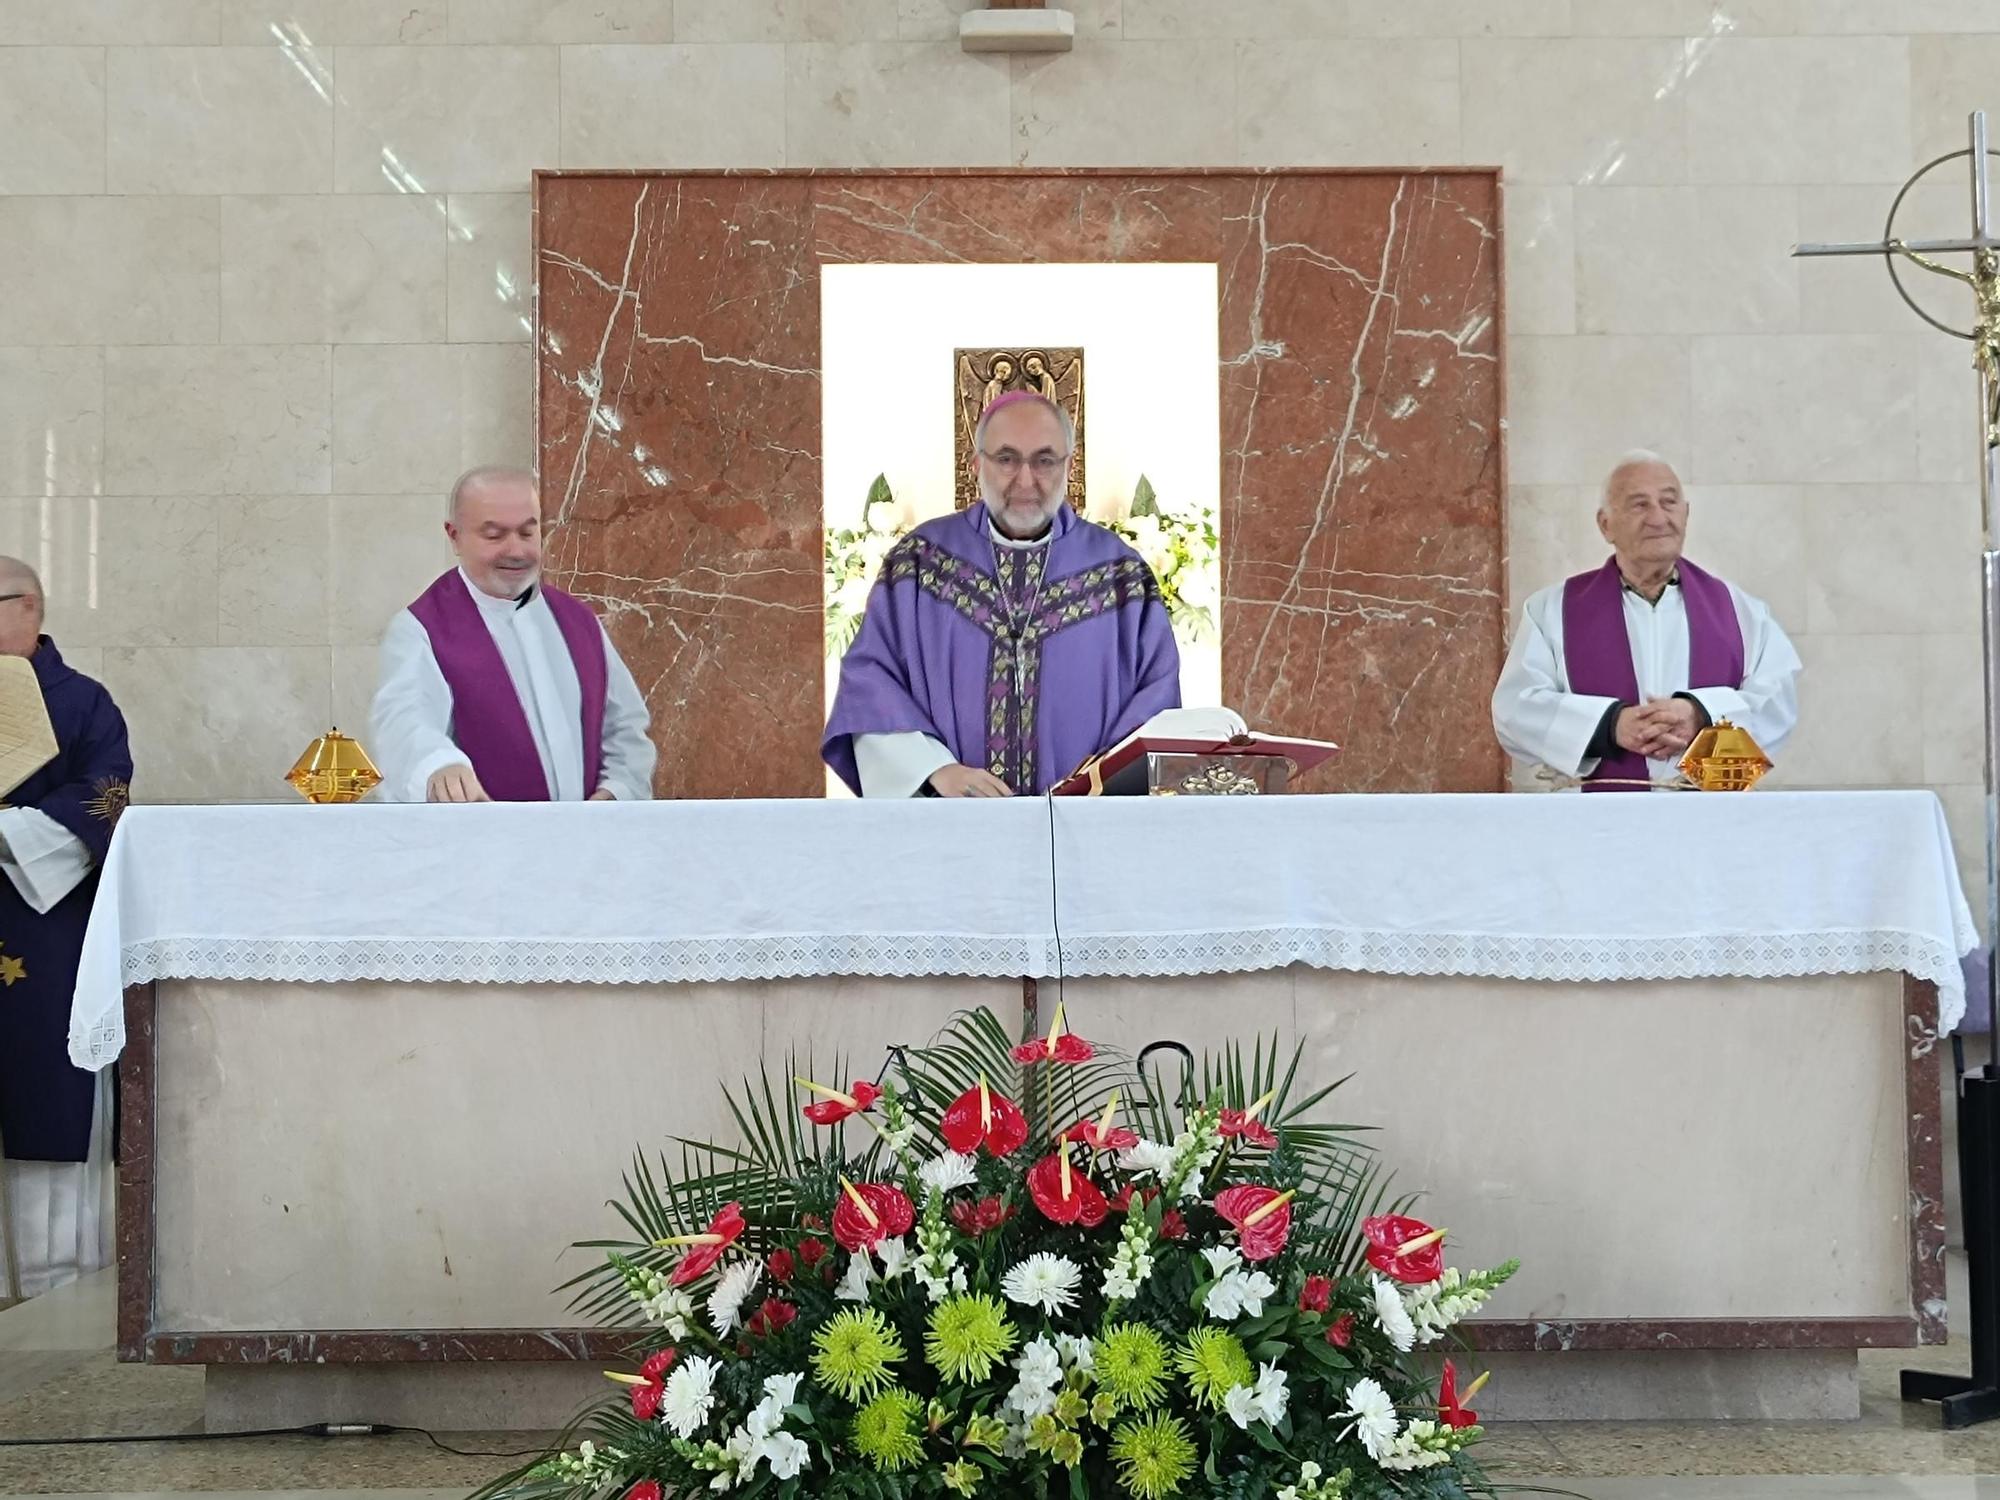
[980,449,1069,481]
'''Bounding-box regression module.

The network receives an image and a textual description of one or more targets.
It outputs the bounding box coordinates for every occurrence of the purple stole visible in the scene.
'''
[406,570,608,801]
[1561,557,1744,792]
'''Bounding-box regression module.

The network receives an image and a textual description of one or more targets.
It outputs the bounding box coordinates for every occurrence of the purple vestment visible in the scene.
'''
[823,505,1182,795]
[1561,556,1744,792]
[407,570,609,802]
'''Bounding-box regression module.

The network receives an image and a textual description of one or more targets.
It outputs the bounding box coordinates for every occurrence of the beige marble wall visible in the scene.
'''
[0,0,1989,893]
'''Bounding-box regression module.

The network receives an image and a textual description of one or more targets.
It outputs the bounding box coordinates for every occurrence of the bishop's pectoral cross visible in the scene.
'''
[1800,113,2000,1429]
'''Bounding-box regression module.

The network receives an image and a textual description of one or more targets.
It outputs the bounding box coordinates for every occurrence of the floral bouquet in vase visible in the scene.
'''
[478,1006,1518,1500]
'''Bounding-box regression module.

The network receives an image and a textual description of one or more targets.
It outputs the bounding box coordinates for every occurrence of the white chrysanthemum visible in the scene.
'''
[1341,1375,1399,1461]
[834,1250,874,1303]
[1372,1274,1417,1353]
[919,1151,979,1196]
[661,1353,720,1439]
[1118,1139,1176,1176]
[707,1259,762,1335]
[765,1429,810,1480]
[1002,1252,1082,1316]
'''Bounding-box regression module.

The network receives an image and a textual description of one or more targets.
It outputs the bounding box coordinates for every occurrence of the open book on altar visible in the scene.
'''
[1050,707,1339,797]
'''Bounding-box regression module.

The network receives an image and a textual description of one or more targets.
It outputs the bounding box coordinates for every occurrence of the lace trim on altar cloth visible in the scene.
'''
[1057,927,1969,1033]
[70,926,1966,1073]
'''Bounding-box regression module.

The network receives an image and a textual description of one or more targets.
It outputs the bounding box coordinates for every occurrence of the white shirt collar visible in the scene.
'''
[986,517,1053,552]
[458,565,539,616]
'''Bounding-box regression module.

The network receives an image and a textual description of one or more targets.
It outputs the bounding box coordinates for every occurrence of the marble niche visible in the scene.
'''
[534,170,1504,798]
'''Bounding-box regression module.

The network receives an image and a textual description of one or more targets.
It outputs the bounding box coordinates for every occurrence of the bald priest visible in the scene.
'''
[1492,451,1800,788]
[370,467,656,803]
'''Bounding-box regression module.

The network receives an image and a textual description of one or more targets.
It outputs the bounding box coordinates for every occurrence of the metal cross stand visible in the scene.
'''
[1795,111,2000,1430]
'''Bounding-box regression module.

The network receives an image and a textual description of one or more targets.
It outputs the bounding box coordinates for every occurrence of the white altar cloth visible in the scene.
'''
[70,790,1979,1070]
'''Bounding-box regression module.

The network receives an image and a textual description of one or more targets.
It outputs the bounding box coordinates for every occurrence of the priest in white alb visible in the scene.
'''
[370,467,657,803]
[1492,451,1801,789]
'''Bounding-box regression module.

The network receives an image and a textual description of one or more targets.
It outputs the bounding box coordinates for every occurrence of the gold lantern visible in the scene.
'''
[285,729,382,804]
[1678,719,1772,792]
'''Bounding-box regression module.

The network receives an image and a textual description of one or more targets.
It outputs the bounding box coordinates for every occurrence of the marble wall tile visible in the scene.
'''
[98,646,332,802]
[446,194,533,342]
[0,0,220,44]
[1501,484,1599,627]
[36,496,220,649]
[327,495,456,644]
[1460,38,1689,185]
[1918,336,1983,486]
[1121,0,1349,39]
[1922,633,1985,787]
[1912,37,2000,160]
[1801,1,2000,36]
[1504,335,1692,487]
[1690,333,1922,484]
[0,47,106,194]
[1803,483,1980,636]
[676,0,898,42]
[1343,0,1573,35]
[1686,37,1911,185]
[221,0,446,43]
[330,642,384,744]
[107,45,333,194]
[216,495,333,646]
[1780,634,1926,787]
[105,346,332,496]
[332,345,463,493]
[900,0,1120,41]
[1677,484,1807,631]
[1502,183,1576,337]
[1566,0,1715,34]
[1575,185,1797,334]
[1236,40,1460,166]
[787,44,1009,168]
[333,44,559,193]
[222,194,450,344]
[0,350,103,500]
[560,45,786,168]
[1013,41,1234,167]
[458,343,533,470]
[0,196,219,346]
[448,0,673,43]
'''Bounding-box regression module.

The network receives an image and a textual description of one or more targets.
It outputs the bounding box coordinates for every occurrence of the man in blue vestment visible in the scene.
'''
[0,558,133,1297]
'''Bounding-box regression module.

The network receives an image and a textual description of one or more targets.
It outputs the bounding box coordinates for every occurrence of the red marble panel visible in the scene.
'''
[535,169,1505,798]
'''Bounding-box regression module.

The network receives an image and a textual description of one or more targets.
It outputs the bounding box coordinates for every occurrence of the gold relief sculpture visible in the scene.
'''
[954,347,1086,513]
[86,777,129,827]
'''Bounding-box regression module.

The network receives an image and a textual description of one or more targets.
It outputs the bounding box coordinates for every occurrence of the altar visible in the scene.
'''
[70,790,1975,1427]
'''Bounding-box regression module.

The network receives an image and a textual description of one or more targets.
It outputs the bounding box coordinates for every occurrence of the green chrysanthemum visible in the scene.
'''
[1111,1414,1198,1499]
[1176,1327,1254,1411]
[852,1387,925,1472]
[812,1307,906,1403]
[1096,1322,1171,1412]
[925,1293,1018,1383]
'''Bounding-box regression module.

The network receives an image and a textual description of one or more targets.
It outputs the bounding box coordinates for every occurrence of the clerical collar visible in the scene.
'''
[987,518,1053,551]
[459,567,540,614]
[1620,567,1679,605]
[514,584,536,610]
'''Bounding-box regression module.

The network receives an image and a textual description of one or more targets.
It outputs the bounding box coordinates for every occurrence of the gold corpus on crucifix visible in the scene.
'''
[953,346,1086,513]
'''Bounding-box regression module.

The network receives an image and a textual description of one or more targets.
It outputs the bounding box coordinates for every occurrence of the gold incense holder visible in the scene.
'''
[1678,719,1771,792]
[285,729,382,804]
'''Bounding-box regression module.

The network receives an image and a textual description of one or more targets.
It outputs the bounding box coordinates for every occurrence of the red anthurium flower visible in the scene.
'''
[1011,1001,1097,1066]
[640,1349,677,1383]
[1298,1275,1332,1314]
[799,1077,883,1126]
[796,1237,826,1267]
[661,1202,746,1286]
[1067,1117,1140,1152]
[1214,1184,1295,1262]
[627,1483,663,1500]
[765,1247,795,1284]
[940,1078,1030,1158]
[1160,1208,1188,1241]
[950,1195,1017,1235]
[1027,1140,1109,1227]
[832,1177,916,1252]
[1218,1108,1279,1150]
[746,1297,798,1338]
[620,1350,676,1421]
[1439,1360,1483,1429]
[1327,1313,1356,1348]
[631,1381,662,1421]
[1363,1214,1447,1285]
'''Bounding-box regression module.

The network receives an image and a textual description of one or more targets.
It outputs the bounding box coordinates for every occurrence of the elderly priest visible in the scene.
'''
[824,391,1181,798]
[0,558,133,1297]
[1493,450,1800,788]
[370,467,656,804]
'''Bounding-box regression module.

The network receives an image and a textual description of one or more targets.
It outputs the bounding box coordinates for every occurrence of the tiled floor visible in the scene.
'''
[7,1269,2000,1496]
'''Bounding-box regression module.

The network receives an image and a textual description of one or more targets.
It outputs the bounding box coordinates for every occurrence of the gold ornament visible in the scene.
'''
[284,729,382,804]
[1678,719,1771,792]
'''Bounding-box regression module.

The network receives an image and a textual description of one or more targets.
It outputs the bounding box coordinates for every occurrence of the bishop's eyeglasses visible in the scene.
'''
[979,449,1070,481]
